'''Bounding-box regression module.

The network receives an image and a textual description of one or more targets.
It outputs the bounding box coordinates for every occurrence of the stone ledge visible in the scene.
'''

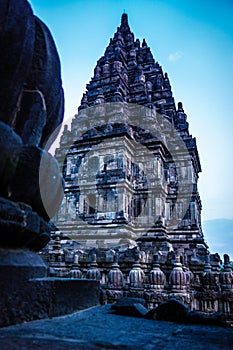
[0,249,100,327]
[30,278,100,318]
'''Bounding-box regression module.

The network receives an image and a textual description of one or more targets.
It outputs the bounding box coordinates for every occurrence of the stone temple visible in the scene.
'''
[41,14,233,322]
[54,13,204,253]
[0,0,232,329]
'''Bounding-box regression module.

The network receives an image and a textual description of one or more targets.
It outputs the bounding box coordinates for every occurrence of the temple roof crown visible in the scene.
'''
[121,13,129,27]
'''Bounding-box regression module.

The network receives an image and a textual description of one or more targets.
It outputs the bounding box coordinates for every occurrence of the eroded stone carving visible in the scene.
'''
[0,0,64,251]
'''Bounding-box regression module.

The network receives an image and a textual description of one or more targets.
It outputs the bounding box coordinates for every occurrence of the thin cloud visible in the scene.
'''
[168,51,182,62]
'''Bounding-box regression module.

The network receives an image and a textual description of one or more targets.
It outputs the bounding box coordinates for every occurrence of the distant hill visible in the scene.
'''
[202,219,233,259]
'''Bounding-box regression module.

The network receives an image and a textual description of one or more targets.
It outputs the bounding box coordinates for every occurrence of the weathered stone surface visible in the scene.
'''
[0,198,50,251]
[0,305,232,350]
[151,298,190,322]
[148,298,227,328]
[111,302,148,317]
[0,249,48,326]
[0,133,63,251]
[26,16,64,148]
[14,90,47,146]
[41,278,100,318]
[0,0,35,125]
[133,303,148,317]
[111,297,147,317]
[0,3,64,148]
[0,249,100,327]
[0,0,65,250]
[144,307,158,320]
[111,297,146,308]
[11,146,63,221]
[187,310,227,327]
[0,122,22,196]
[112,298,228,328]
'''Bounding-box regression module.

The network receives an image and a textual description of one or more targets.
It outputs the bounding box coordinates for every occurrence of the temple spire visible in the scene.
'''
[120,13,130,32]
[121,13,128,26]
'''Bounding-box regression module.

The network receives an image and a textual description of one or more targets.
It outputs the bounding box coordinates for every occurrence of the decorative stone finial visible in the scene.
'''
[86,254,101,281]
[223,254,231,270]
[163,73,171,89]
[219,254,233,291]
[135,38,140,48]
[69,254,82,279]
[94,64,101,78]
[204,254,212,272]
[149,254,166,290]
[108,254,124,289]
[182,253,194,288]
[121,13,129,27]
[169,251,187,292]
[142,39,147,47]
[129,259,145,289]
[102,61,110,76]
[202,254,217,289]
[178,101,184,112]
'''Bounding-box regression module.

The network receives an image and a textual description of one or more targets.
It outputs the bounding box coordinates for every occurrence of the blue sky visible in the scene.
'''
[28,0,233,227]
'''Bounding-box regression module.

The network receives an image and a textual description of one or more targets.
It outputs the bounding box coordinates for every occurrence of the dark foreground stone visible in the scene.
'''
[111,297,148,317]
[0,305,232,350]
[11,146,63,221]
[112,298,228,328]
[0,0,35,125]
[152,298,190,322]
[0,249,100,326]
[0,198,51,251]
[149,299,227,328]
